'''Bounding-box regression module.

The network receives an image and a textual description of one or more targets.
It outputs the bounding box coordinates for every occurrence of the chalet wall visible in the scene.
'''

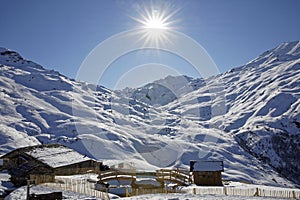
[30,174,55,185]
[11,166,54,186]
[10,175,27,187]
[2,151,35,170]
[54,160,101,175]
[193,171,222,186]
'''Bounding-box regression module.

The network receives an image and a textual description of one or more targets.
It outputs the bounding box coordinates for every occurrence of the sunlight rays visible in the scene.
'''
[131,2,179,30]
[130,2,180,48]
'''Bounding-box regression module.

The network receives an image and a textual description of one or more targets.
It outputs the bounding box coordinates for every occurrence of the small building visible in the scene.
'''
[190,160,224,186]
[1,144,103,186]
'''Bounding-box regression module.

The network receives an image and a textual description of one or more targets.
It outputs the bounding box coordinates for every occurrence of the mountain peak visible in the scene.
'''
[229,41,300,72]
[261,40,300,61]
[0,47,10,53]
[0,47,43,70]
[274,40,300,55]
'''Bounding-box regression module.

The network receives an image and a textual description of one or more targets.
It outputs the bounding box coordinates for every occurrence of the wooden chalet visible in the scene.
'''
[1,144,103,186]
[190,160,224,186]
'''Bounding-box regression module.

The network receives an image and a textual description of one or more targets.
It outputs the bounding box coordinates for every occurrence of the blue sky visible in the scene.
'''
[0,0,299,89]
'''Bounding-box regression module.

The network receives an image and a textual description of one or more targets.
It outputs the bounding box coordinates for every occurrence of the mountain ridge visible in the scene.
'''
[0,41,299,186]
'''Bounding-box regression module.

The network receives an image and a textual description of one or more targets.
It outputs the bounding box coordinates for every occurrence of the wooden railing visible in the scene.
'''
[98,168,192,186]
[98,170,136,183]
[156,168,192,186]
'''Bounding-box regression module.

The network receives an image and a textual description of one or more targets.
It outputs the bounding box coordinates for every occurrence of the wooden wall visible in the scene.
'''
[2,152,35,170]
[54,160,101,175]
[193,171,222,186]
[30,174,55,185]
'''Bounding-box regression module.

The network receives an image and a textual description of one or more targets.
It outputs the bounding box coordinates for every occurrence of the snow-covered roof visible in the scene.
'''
[191,161,224,172]
[24,145,92,168]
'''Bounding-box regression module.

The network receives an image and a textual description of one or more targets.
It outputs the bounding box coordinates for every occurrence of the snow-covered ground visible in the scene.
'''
[4,185,103,200]
[0,171,14,197]
[3,172,300,199]
[5,181,300,200]
[5,187,290,200]
[0,41,299,187]
[120,193,292,200]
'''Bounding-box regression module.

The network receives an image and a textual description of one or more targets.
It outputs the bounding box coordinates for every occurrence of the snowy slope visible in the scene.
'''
[0,42,299,187]
[216,41,300,184]
[130,41,300,184]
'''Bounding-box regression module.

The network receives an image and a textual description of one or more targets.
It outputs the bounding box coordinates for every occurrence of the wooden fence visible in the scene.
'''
[98,170,136,183]
[192,186,300,199]
[40,176,300,199]
[42,178,110,200]
[156,169,192,186]
[97,168,191,197]
[98,168,192,186]
[130,186,182,196]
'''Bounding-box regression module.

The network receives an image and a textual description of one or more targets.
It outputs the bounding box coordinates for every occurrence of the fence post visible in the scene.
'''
[292,190,296,199]
[193,188,196,195]
[106,188,110,200]
[223,187,227,196]
[125,187,129,197]
[254,188,259,196]
[26,179,30,200]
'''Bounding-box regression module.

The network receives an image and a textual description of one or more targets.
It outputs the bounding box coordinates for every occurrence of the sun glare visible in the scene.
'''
[129,2,180,47]
[131,3,179,31]
[142,10,169,30]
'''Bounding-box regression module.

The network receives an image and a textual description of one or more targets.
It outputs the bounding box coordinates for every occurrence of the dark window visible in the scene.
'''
[200,172,205,178]
[17,156,27,165]
[207,172,212,179]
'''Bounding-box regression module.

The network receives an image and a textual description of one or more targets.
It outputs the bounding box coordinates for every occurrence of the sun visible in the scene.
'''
[131,3,179,31]
[142,10,169,30]
[129,2,180,47]
[144,18,167,29]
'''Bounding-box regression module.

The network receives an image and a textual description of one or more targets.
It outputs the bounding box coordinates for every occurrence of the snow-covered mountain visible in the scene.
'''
[0,41,299,187]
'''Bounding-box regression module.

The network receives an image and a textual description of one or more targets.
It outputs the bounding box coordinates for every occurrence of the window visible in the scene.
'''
[17,156,27,165]
[200,172,206,178]
[207,172,212,179]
